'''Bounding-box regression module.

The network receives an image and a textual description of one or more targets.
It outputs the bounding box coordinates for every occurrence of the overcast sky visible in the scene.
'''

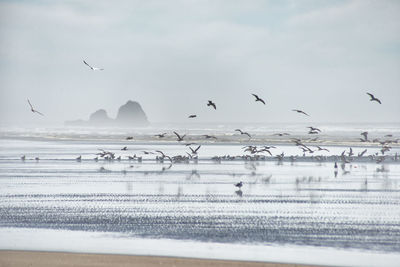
[0,0,399,126]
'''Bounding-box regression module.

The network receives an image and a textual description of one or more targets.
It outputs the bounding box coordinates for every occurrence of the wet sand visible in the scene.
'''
[0,250,320,267]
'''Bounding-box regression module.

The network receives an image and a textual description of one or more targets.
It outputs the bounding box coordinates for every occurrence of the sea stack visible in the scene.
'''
[115,100,149,126]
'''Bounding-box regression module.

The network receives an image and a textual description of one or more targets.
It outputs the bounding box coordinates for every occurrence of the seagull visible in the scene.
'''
[234,181,243,189]
[155,133,167,138]
[188,115,197,118]
[174,131,186,141]
[307,126,321,132]
[292,109,309,116]
[361,131,368,141]
[207,100,216,110]
[76,155,82,162]
[315,146,329,152]
[27,99,44,116]
[358,149,367,157]
[366,92,381,104]
[189,145,201,155]
[203,134,217,140]
[251,94,266,105]
[126,136,133,140]
[83,60,104,71]
[121,146,128,151]
[235,129,251,138]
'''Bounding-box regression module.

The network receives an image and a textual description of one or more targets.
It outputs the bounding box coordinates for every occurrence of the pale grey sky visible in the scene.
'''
[0,0,399,125]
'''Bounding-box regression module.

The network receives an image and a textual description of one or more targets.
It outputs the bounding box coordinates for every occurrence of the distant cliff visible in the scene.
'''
[115,101,149,126]
[65,100,149,127]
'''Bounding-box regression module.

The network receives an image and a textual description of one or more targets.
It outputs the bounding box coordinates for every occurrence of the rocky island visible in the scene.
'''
[65,100,149,127]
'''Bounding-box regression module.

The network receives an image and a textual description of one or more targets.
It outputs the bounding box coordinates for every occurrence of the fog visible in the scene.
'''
[0,0,399,126]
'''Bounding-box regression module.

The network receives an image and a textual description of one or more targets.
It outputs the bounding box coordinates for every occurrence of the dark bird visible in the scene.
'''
[207,100,216,110]
[188,115,197,118]
[251,94,266,105]
[292,109,309,116]
[189,145,201,155]
[203,134,217,140]
[273,133,290,136]
[235,129,251,138]
[366,92,381,104]
[360,131,368,141]
[307,126,321,132]
[27,99,44,116]
[315,146,329,152]
[234,181,243,189]
[121,146,128,151]
[174,131,186,141]
[126,136,133,140]
[155,133,167,138]
[358,149,367,157]
[83,60,104,71]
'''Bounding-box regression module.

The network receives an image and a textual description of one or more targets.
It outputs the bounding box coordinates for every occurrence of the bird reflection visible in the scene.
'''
[235,189,243,197]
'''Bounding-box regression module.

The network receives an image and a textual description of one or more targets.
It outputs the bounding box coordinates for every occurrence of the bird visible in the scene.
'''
[292,109,309,116]
[366,92,381,104]
[315,146,329,152]
[121,146,128,151]
[21,155,26,161]
[188,115,197,118]
[189,145,201,155]
[207,100,216,110]
[203,134,217,140]
[83,60,104,71]
[234,181,243,189]
[361,131,368,141]
[174,131,186,141]
[126,136,133,140]
[76,155,82,162]
[235,129,251,138]
[273,132,290,136]
[307,126,321,132]
[155,133,167,138]
[251,94,266,105]
[27,99,44,116]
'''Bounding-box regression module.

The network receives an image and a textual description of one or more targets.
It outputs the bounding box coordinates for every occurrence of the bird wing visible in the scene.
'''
[27,99,33,109]
[173,131,181,139]
[259,98,266,105]
[195,145,201,152]
[212,103,216,109]
[83,60,93,70]
[244,132,251,138]
[34,110,44,116]
[252,94,258,99]
[366,92,374,99]
[301,111,309,116]
[375,98,382,104]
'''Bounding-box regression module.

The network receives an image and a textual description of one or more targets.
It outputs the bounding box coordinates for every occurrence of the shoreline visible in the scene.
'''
[0,250,322,267]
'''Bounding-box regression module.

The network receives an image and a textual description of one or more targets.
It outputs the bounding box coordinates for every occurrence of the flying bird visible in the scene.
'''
[234,181,243,189]
[251,94,266,105]
[207,100,216,110]
[292,109,309,116]
[155,133,167,138]
[27,99,44,116]
[188,115,197,118]
[189,145,201,155]
[235,129,251,138]
[366,93,381,104]
[307,126,321,132]
[83,60,104,71]
[174,131,186,141]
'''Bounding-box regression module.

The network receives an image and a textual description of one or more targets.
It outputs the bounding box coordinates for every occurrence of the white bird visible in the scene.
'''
[27,99,44,116]
[83,60,104,71]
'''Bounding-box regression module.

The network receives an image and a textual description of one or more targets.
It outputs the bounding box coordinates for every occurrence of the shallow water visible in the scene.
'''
[1,130,400,266]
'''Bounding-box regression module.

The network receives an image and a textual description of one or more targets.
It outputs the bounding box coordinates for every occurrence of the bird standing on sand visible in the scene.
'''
[207,100,216,110]
[27,99,44,116]
[292,109,309,116]
[366,92,381,104]
[251,94,266,105]
[121,146,128,151]
[83,60,104,71]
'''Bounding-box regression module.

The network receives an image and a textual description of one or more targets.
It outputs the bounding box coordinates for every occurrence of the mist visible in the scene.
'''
[1,0,400,126]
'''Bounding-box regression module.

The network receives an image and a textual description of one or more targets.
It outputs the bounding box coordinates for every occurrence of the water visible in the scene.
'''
[0,124,400,266]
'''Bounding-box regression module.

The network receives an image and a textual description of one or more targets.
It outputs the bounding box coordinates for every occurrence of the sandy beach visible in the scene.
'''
[0,250,320,267]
